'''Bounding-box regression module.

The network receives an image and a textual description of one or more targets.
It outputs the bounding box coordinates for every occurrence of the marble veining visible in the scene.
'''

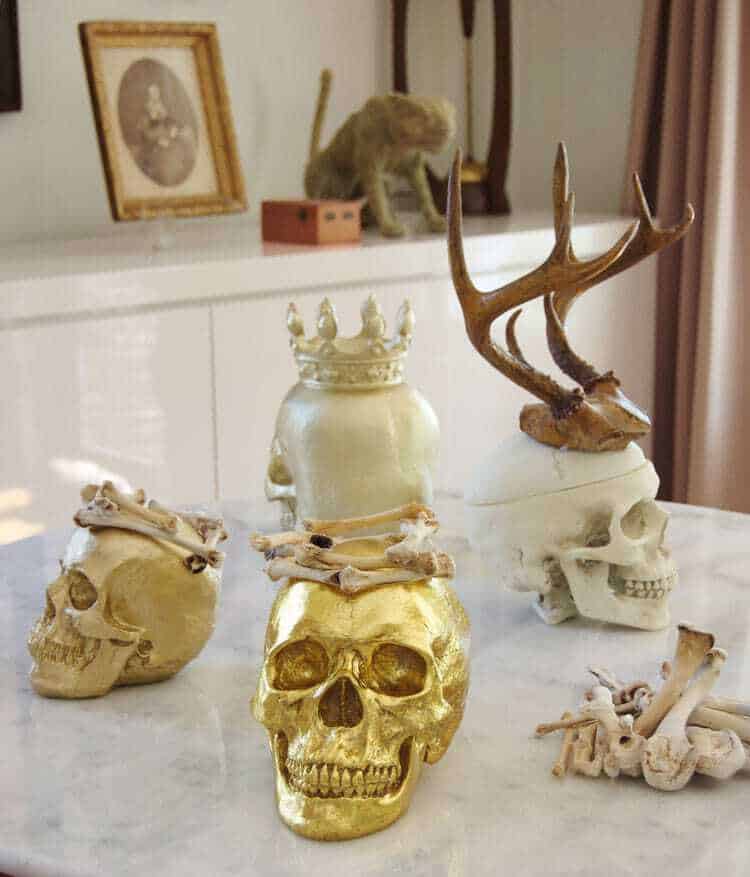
[2,497,750,876]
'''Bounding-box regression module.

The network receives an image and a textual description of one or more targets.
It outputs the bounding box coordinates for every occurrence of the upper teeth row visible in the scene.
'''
[28,635,96,667]
[286,759,400,798]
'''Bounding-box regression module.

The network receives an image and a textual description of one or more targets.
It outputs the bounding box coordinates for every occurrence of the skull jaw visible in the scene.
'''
[272,732,424,841]
[29,637,137,699]
[116,660,188,687]
[560,559,674,631]
[533,588,579,625]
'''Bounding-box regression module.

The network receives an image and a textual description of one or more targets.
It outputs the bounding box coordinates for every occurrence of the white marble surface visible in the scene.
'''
[3,496,750,877]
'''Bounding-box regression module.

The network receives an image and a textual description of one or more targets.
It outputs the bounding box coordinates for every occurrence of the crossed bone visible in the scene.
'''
[74,482,227,572]
[251,503,454,593]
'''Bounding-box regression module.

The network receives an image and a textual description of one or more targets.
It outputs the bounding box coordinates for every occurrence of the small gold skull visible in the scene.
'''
[252,559,470,840]
[28,521,220,699]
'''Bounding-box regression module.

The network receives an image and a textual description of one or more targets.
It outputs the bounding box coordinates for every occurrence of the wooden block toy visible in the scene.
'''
[261,199,362,245]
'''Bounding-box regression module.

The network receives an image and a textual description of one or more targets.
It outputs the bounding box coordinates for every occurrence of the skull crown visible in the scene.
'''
[250,505,470,840]
[28,483,226,699]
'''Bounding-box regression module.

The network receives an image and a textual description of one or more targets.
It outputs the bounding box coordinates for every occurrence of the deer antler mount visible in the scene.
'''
[447,144,694,452]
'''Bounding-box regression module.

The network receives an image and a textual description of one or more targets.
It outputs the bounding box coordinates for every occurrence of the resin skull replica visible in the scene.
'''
[28,483,226,699]
[266,295,439,525]
[251,507,469,840]
[467,435,676,629]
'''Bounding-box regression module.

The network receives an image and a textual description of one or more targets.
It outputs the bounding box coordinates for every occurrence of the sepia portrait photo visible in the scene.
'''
[80,21,246,220]
[0,0,21,112]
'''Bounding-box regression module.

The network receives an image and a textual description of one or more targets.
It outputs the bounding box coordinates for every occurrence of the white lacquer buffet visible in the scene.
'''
[3,495,750,877]
[0,214,655,540]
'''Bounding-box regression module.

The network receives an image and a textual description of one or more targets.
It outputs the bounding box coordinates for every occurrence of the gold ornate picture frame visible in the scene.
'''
[79,21,247,221]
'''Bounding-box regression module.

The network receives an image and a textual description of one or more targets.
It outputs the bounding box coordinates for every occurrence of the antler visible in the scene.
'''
[447,149,637,415]
[447,143,694,452]
[545,143,694,389]
[551,144,695,324]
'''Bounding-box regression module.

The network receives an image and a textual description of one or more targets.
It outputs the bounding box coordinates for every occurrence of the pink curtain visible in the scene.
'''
[624,0,750,511]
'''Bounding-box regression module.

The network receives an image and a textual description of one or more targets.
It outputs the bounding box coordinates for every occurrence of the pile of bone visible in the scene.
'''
[250,502,454,593]
[75,482,227,572]
[536,624,750,790]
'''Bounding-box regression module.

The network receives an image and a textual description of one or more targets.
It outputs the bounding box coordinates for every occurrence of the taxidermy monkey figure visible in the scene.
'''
[304,69,456,237]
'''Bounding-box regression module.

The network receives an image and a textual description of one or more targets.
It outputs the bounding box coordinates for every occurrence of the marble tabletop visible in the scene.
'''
[3,496,750,877]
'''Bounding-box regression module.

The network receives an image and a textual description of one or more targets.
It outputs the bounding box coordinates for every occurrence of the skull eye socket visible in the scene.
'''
[621,500,663,540]
[271,638,329,690]
[68,571,97,610]
[369,643,427,697]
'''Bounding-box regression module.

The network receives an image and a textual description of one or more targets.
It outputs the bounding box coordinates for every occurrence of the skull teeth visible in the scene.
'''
[28,632,100,668]
[285,758,402,799]
[620,574,676,599]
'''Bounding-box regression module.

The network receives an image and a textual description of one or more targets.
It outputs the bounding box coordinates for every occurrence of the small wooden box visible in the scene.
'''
[261,199,362,245]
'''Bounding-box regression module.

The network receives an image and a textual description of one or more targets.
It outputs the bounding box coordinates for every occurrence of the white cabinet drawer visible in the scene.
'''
[0,307,215,541]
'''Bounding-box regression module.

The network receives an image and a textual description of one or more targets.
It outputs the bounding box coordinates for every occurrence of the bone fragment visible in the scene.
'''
[686,726,746,779]
[185,555,209,574]
[552,712,577,777]
[99,481,178,532]
[389,548,456,577]
[701,697,750,717]
[383,513,455,576]
[336,566,426,593]
[587,666,625,692]
[302,502,436,535]
[202,528,225,550]
[264,558,423,592]
[386,514,437,558]
[572,723,603,778]
[75,507,224,568]
[265,558,341,585]
[642,648,726,791]
[178,512,228,546]
[535,715,597,736]
[259,518,453,577]
[583,687,645,778]
[80,484,99,502]
[250,531,313,552]
[635,624,715,736]
[689,706,750,744]
[587,667,652,709]
[295,544,391,570]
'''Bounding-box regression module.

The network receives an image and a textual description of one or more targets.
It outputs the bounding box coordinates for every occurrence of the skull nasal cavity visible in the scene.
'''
[319,677,364,728]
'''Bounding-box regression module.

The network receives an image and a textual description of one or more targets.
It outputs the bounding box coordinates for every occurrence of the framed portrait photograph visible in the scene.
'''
[0,0,22,112]
[79,21,247,221]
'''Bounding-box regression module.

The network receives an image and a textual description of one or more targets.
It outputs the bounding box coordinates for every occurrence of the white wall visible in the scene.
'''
[0,1,388,244]
[0,0,642,243]
[402,0,643,213]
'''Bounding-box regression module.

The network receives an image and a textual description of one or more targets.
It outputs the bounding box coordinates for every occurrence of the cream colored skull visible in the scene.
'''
[28,522,220,699]
[466,434,676,630]
[252,572,470,840]
[266,382,440,525]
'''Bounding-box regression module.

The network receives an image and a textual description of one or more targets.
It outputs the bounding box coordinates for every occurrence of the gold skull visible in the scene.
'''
[28,521,220,699]
[252,555,470,841]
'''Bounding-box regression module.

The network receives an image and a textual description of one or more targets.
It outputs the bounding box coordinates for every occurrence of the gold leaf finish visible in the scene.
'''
[252,531,470,840]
